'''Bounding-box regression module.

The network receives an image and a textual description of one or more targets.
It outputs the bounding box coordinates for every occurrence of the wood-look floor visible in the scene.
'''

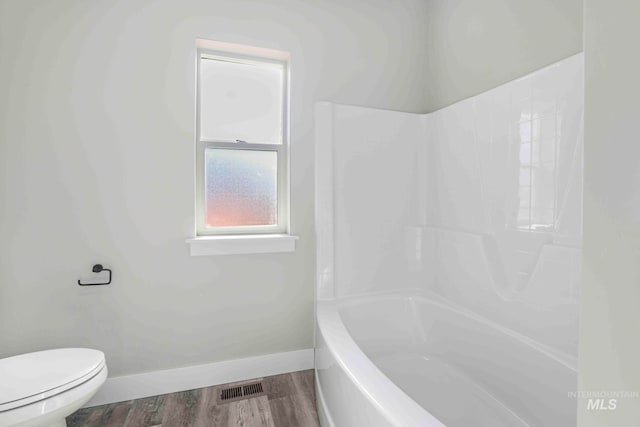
[67,370,320,427]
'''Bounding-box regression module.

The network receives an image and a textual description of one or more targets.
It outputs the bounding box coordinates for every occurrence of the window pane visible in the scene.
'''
[205,149,277,227]
[200,57,283,144]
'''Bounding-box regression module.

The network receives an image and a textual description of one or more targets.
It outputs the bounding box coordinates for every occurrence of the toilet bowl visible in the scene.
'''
[0,348,107,427]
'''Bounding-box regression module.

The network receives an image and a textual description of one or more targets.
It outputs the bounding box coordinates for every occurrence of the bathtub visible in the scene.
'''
[314,291,577,426]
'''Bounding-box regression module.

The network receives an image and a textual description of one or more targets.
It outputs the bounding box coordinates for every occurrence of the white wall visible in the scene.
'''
[424,0,583,112]
[0,0,430,376]
[578,0,640,424]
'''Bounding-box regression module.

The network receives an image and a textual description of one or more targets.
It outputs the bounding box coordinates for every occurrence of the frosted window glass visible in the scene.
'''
[205,149,278,227]
[200,58,283,144]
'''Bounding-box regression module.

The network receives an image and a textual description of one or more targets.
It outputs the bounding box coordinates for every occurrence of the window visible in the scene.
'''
[516,115,557,232]
[195,47,289,237]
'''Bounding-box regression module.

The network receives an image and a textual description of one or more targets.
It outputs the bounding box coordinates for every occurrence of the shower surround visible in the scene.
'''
[315,54,583,426]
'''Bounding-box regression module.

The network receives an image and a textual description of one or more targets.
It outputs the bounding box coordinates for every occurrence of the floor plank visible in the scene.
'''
[161,389,201,426]
[291,371,315,402]
[212,396,275,427]
[192,385,219,427]
[265,373,297,400]
[67,370,319,427]
[124,395,166,426]
[103,402,134,427]
[269,394,318,427]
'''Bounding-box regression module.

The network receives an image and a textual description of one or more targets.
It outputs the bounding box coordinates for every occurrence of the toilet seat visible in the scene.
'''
[0,348,106,412]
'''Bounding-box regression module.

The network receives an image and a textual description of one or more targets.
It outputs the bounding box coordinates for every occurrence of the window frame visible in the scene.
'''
[195,49,290,236]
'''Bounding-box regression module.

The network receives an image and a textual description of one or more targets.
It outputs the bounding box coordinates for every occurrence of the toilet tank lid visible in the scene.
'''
[0,348,106,407]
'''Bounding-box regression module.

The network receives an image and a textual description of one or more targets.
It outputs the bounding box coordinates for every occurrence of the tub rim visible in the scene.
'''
[316,297,446,427]
[330,289,577,372]
[316,289,578,427]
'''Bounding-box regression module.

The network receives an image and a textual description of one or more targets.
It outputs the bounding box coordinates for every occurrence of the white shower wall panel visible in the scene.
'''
[425,53,584,357]
[330,105,425,297]
[319,53,583,357]
[316,53,584,427]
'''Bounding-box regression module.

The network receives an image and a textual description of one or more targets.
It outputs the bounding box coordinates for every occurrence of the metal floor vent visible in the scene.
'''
[217,381,266,404]
[220,386,242,401]
[243,382,264,396]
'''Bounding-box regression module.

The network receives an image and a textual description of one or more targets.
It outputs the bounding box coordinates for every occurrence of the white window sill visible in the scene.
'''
[186,234,298,256]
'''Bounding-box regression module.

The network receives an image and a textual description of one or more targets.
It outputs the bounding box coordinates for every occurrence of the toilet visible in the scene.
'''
[0,348,107,427]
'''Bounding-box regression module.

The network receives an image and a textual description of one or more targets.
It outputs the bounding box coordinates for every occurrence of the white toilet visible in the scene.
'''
[0,348,107,427]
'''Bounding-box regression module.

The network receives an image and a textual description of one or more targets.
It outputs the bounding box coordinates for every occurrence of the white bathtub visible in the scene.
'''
[314,291,577,426]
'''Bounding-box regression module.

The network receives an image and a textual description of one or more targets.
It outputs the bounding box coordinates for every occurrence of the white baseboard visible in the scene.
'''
[86,348,314,407]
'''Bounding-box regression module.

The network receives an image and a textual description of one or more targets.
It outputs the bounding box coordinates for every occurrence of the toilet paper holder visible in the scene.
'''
[77,264,112,286]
